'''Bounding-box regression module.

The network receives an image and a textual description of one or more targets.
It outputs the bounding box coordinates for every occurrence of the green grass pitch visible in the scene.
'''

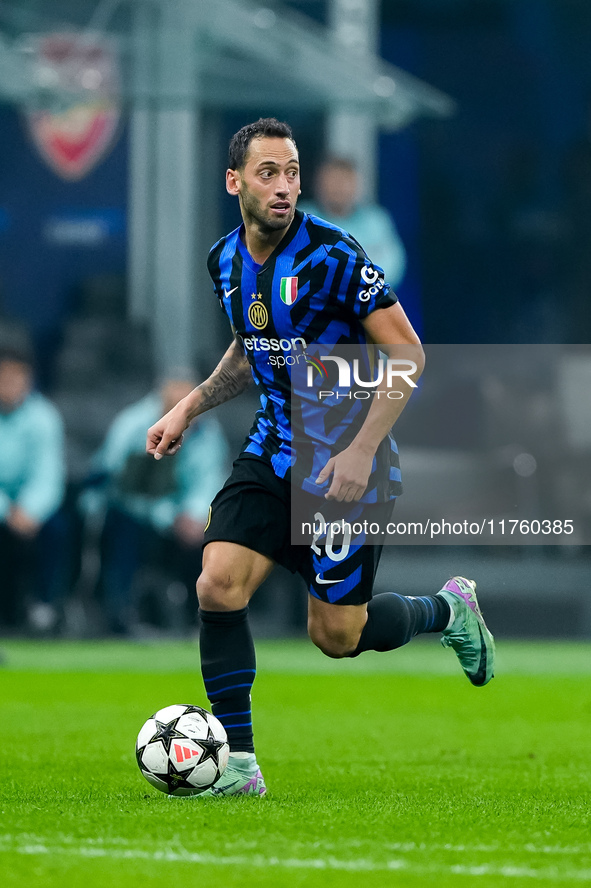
[0,638,590,887]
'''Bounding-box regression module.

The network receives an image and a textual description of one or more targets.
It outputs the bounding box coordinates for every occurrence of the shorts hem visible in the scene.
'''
[202,535,279,563]
[308,585,373,605]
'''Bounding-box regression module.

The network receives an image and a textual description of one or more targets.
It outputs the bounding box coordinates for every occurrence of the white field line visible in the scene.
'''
[3,833,591,857]
[0,837,404,872]
[348,839,591,857]
[0,835,590,880]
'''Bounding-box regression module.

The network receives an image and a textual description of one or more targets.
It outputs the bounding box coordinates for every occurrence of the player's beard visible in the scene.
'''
[240,185,295,234]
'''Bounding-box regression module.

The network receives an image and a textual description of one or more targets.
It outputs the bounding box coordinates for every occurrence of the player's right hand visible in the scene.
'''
[146,408,189,460]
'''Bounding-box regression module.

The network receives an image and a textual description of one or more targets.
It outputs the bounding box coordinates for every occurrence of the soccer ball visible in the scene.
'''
[136,704,229,796]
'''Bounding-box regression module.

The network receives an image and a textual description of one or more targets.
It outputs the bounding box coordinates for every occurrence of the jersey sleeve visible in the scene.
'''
[327,236,398,320]
[206,238,226,311]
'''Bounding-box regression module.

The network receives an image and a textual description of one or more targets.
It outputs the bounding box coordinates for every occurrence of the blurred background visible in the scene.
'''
[0,0,590,642]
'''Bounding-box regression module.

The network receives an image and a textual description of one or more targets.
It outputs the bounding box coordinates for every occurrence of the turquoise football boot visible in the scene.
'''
[200,755,267,797]
[437,576,495,686]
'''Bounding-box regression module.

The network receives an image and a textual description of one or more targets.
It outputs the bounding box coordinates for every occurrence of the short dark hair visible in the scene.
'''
[228,117,296,170]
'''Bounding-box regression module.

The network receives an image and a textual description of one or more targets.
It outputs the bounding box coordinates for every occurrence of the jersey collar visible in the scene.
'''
[237,209,304,273]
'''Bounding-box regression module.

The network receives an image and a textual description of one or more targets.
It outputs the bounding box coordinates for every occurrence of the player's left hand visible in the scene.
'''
[315,445,373,502]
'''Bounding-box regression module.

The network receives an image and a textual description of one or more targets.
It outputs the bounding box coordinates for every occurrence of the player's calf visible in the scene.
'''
[308,624,359,658]
[307,598,367,658]
[347,592,451,656]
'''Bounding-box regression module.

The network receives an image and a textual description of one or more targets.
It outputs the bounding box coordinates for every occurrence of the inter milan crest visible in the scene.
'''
[248,293,268,329]
[23,31,121,181]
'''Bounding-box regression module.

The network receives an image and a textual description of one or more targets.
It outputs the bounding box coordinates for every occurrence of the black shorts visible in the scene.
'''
[203,454,394,606]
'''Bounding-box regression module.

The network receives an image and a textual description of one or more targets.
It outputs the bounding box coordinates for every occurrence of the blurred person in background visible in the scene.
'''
[300,156,407,290]
[0,342,67,633]
[83,374,229,635]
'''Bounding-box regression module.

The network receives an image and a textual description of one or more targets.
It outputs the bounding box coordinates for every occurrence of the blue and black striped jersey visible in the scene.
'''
[207,210,402,502]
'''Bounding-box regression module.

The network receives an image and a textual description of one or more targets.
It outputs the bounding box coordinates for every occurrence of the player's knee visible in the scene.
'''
[196,570,248,612]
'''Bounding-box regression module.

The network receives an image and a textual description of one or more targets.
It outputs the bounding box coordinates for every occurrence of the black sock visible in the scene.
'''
[350,593,451,657]
[199,606,256,753]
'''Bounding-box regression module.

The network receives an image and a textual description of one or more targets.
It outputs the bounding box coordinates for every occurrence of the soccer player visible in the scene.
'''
[146,118,495,797]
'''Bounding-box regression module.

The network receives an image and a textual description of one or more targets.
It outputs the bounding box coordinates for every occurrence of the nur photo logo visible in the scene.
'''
[304,353,418,400]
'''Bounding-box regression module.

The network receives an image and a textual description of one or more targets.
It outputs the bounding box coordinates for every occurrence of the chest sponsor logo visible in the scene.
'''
[241,334,307,368]
[280,277,298,305]
[248,293,268,329]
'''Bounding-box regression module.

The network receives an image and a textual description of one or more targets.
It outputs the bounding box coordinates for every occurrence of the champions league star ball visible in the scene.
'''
[136,704,229,796]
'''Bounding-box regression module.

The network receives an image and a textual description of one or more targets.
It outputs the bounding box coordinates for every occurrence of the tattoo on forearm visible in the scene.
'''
[192,345,252,415]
